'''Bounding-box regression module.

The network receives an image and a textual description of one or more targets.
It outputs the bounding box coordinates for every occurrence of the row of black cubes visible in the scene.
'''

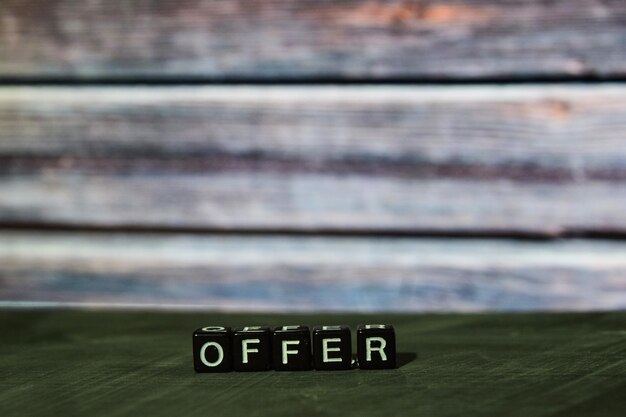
[193,324,396,372]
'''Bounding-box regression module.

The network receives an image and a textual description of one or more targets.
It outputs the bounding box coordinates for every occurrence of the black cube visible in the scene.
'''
[271,325,311,371]
[192,326,233,372]
[233,326,272,371]
[356,324,396,369]
[312,325,352,370]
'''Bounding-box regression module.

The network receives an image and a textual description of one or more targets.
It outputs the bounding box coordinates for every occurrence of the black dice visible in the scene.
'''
[193,323,400,372]
[356,324,396,369]
[312,325,352,370]
[233,326,272,371]
[271,325,311,371]
[192,326,233,372]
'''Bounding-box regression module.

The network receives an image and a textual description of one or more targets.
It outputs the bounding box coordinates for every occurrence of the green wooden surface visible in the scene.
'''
[0,310,624,416]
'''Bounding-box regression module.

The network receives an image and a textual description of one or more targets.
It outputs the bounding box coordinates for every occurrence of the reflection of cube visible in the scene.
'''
[312,325,352,370]
[357,324,396,369]
[192,326,233,372]
[233,326,272,371]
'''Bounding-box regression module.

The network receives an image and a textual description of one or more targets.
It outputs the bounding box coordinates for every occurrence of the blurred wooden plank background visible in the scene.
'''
[1,232,625,311]
[1,85,625,234]
[0,0,625,311]
[0,0,625,79]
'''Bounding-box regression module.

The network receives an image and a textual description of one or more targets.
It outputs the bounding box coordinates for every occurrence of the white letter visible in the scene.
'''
[282,325,300,330]
[282,340,300,364]
[322,338,342,363]
[242,338,260,364]
[200,341,224,367]
[243,326,261,331]
[366,337,387,362]
[365,324,386,329]
[201,326,225,331]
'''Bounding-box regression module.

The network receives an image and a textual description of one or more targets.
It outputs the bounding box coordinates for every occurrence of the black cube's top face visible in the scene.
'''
[272,325,309,334]
[312,325,352,370]
[358,324,393,330]
[271,325,311,371]
[194,326,231,334]
[357,324,396,369]
[192,326,233,373]
[233,326,272,371]
[233,326,270,333]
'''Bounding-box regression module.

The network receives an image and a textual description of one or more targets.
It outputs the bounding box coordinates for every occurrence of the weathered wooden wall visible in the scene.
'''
[0,0,625,311]
[1,85,626,234]
[1,232,625,311]
[0,0,625,79]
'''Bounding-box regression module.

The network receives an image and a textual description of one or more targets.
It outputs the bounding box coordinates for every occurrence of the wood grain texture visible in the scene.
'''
[1,231,625,311]
[0,310,624,417]
[1,85,626,234]
[1,0,626,79]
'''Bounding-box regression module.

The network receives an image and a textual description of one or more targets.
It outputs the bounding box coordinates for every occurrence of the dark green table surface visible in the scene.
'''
[0,310,624,417]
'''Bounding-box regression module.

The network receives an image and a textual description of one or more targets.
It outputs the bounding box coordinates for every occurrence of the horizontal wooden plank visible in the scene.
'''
[1,1,625,79]
[1,85,626,234]
[0,231,624,311]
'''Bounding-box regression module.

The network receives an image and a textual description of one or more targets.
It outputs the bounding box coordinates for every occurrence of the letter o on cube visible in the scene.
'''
[193,326,233,372]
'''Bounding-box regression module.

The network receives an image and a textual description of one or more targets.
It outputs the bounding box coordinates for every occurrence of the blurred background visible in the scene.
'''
[0,0,625,312]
